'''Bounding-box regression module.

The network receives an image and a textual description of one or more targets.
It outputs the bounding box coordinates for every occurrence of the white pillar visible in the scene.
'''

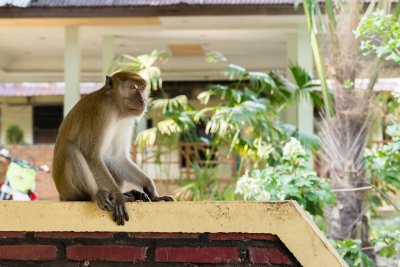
[102,35,115,80]
[285,24,314,168]
[64,26,81,117]
[283,33,299,126]
[296,24,314,138]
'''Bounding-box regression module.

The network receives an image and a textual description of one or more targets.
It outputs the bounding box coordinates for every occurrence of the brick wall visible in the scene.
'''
[0,231,300,266]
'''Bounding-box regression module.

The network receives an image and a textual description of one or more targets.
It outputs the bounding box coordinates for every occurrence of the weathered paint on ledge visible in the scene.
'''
[0,201,348,267]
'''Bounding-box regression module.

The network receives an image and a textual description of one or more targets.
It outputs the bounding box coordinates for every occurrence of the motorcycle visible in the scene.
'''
[0,147,50,201]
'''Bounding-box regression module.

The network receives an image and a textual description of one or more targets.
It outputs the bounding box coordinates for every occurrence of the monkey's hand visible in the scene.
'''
[95,190,115,212]
[112,193,129,226]
[123,189,150,202]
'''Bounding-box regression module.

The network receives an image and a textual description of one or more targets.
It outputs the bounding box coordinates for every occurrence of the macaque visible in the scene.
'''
[52,71,173,225]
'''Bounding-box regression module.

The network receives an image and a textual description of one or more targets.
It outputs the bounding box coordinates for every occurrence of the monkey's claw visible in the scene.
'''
[123,189,150,202]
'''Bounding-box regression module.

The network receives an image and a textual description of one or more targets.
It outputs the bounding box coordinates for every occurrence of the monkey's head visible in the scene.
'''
[105,71,150,118]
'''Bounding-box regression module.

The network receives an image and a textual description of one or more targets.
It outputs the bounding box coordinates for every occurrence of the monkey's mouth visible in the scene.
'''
[128,108,145,115]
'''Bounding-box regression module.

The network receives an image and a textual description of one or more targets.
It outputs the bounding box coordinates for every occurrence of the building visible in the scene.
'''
[0,0,397,199]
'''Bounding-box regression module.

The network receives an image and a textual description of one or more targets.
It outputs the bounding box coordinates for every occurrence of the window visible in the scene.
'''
[33,105,63,144]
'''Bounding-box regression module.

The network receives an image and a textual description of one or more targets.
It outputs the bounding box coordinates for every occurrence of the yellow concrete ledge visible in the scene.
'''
[0,201,347,267]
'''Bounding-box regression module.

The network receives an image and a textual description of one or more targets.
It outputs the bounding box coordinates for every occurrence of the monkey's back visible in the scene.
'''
[54,88,115,156]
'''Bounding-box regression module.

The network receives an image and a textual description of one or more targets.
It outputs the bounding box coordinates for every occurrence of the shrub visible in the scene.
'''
[5,124,25,144]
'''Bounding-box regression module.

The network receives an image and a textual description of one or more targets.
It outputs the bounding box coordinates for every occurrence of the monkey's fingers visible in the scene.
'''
[118,205,125,226]
[113,206,122,226]
[123,204,129,222]
[104,201,113,212]
[109,194,116,204]
[112,206,117,223]
[104,197,114,210]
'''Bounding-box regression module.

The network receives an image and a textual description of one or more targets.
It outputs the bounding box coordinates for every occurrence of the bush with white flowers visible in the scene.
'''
[235,137,336,216]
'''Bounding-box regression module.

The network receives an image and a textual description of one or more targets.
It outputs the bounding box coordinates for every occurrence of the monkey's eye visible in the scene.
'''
[139,85,146,91]
[130,85,138,90]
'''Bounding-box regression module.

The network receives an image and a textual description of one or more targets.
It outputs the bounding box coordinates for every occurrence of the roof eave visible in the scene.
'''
[0,4,305,18]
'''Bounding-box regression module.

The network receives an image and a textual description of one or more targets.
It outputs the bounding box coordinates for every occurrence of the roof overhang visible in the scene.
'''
[0,5,304,20]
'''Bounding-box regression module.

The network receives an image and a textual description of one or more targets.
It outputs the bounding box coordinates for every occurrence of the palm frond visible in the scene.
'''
[288,62,324,109]
[206,100,269,137]
[157,119,181,135]
[151,95,189,114]
[135,127,158,147]
[206,52,229,64]
[221,64,246,80]
[248,72,278,92]
[109,50,170,90]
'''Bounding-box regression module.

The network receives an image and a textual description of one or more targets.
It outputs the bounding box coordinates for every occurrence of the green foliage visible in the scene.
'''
[134,51,323,201]
[201,53,322,167]
[236,138,336,216]
[355,10,400,65]
[331,239,374,267]
[174,163,239,201]
[293,0,325,33]
[364,124,400,207]
[288,61,323,109]
[5,124,24,144]
[108,50,169,90]
[373,230,400,258]
[344,80,354,89]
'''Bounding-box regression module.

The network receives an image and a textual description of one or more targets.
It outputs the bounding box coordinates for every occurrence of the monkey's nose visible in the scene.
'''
[139,99,144,106]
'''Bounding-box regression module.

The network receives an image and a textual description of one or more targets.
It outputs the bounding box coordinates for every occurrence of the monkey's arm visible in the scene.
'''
[87,157,130,225]
[108,157,174,202]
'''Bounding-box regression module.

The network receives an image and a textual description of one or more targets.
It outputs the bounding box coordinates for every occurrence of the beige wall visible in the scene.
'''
[0,95,63,145]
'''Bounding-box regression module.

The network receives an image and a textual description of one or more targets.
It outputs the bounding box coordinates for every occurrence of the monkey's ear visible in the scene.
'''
[105,76,113,90]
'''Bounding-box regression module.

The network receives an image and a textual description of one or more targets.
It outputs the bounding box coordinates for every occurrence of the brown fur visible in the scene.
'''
[52,71,173,226]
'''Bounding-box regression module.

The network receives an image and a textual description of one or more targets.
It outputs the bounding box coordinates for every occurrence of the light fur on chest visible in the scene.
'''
[101,117,136,159]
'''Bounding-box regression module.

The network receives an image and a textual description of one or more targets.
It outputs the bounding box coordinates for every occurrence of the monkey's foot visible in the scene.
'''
[95,190,115,212]
[123,190,150,202]
[152,196,175,202]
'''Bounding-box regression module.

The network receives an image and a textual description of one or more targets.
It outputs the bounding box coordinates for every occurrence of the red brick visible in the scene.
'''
[36,232,113,239]
[0,232,25,238]
[0,245,57,260]
[129,232,199,239]
[67,246,147,262]
[249,247,292,265]
[209,233,278,241]
[208,233,244,240]
[244,233,278,240]
[155,247,240,263]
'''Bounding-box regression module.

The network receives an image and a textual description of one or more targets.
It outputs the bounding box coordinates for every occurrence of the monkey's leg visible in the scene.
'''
[54,140,114,212]
[87,157,129,226]
[108,156,174,202]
